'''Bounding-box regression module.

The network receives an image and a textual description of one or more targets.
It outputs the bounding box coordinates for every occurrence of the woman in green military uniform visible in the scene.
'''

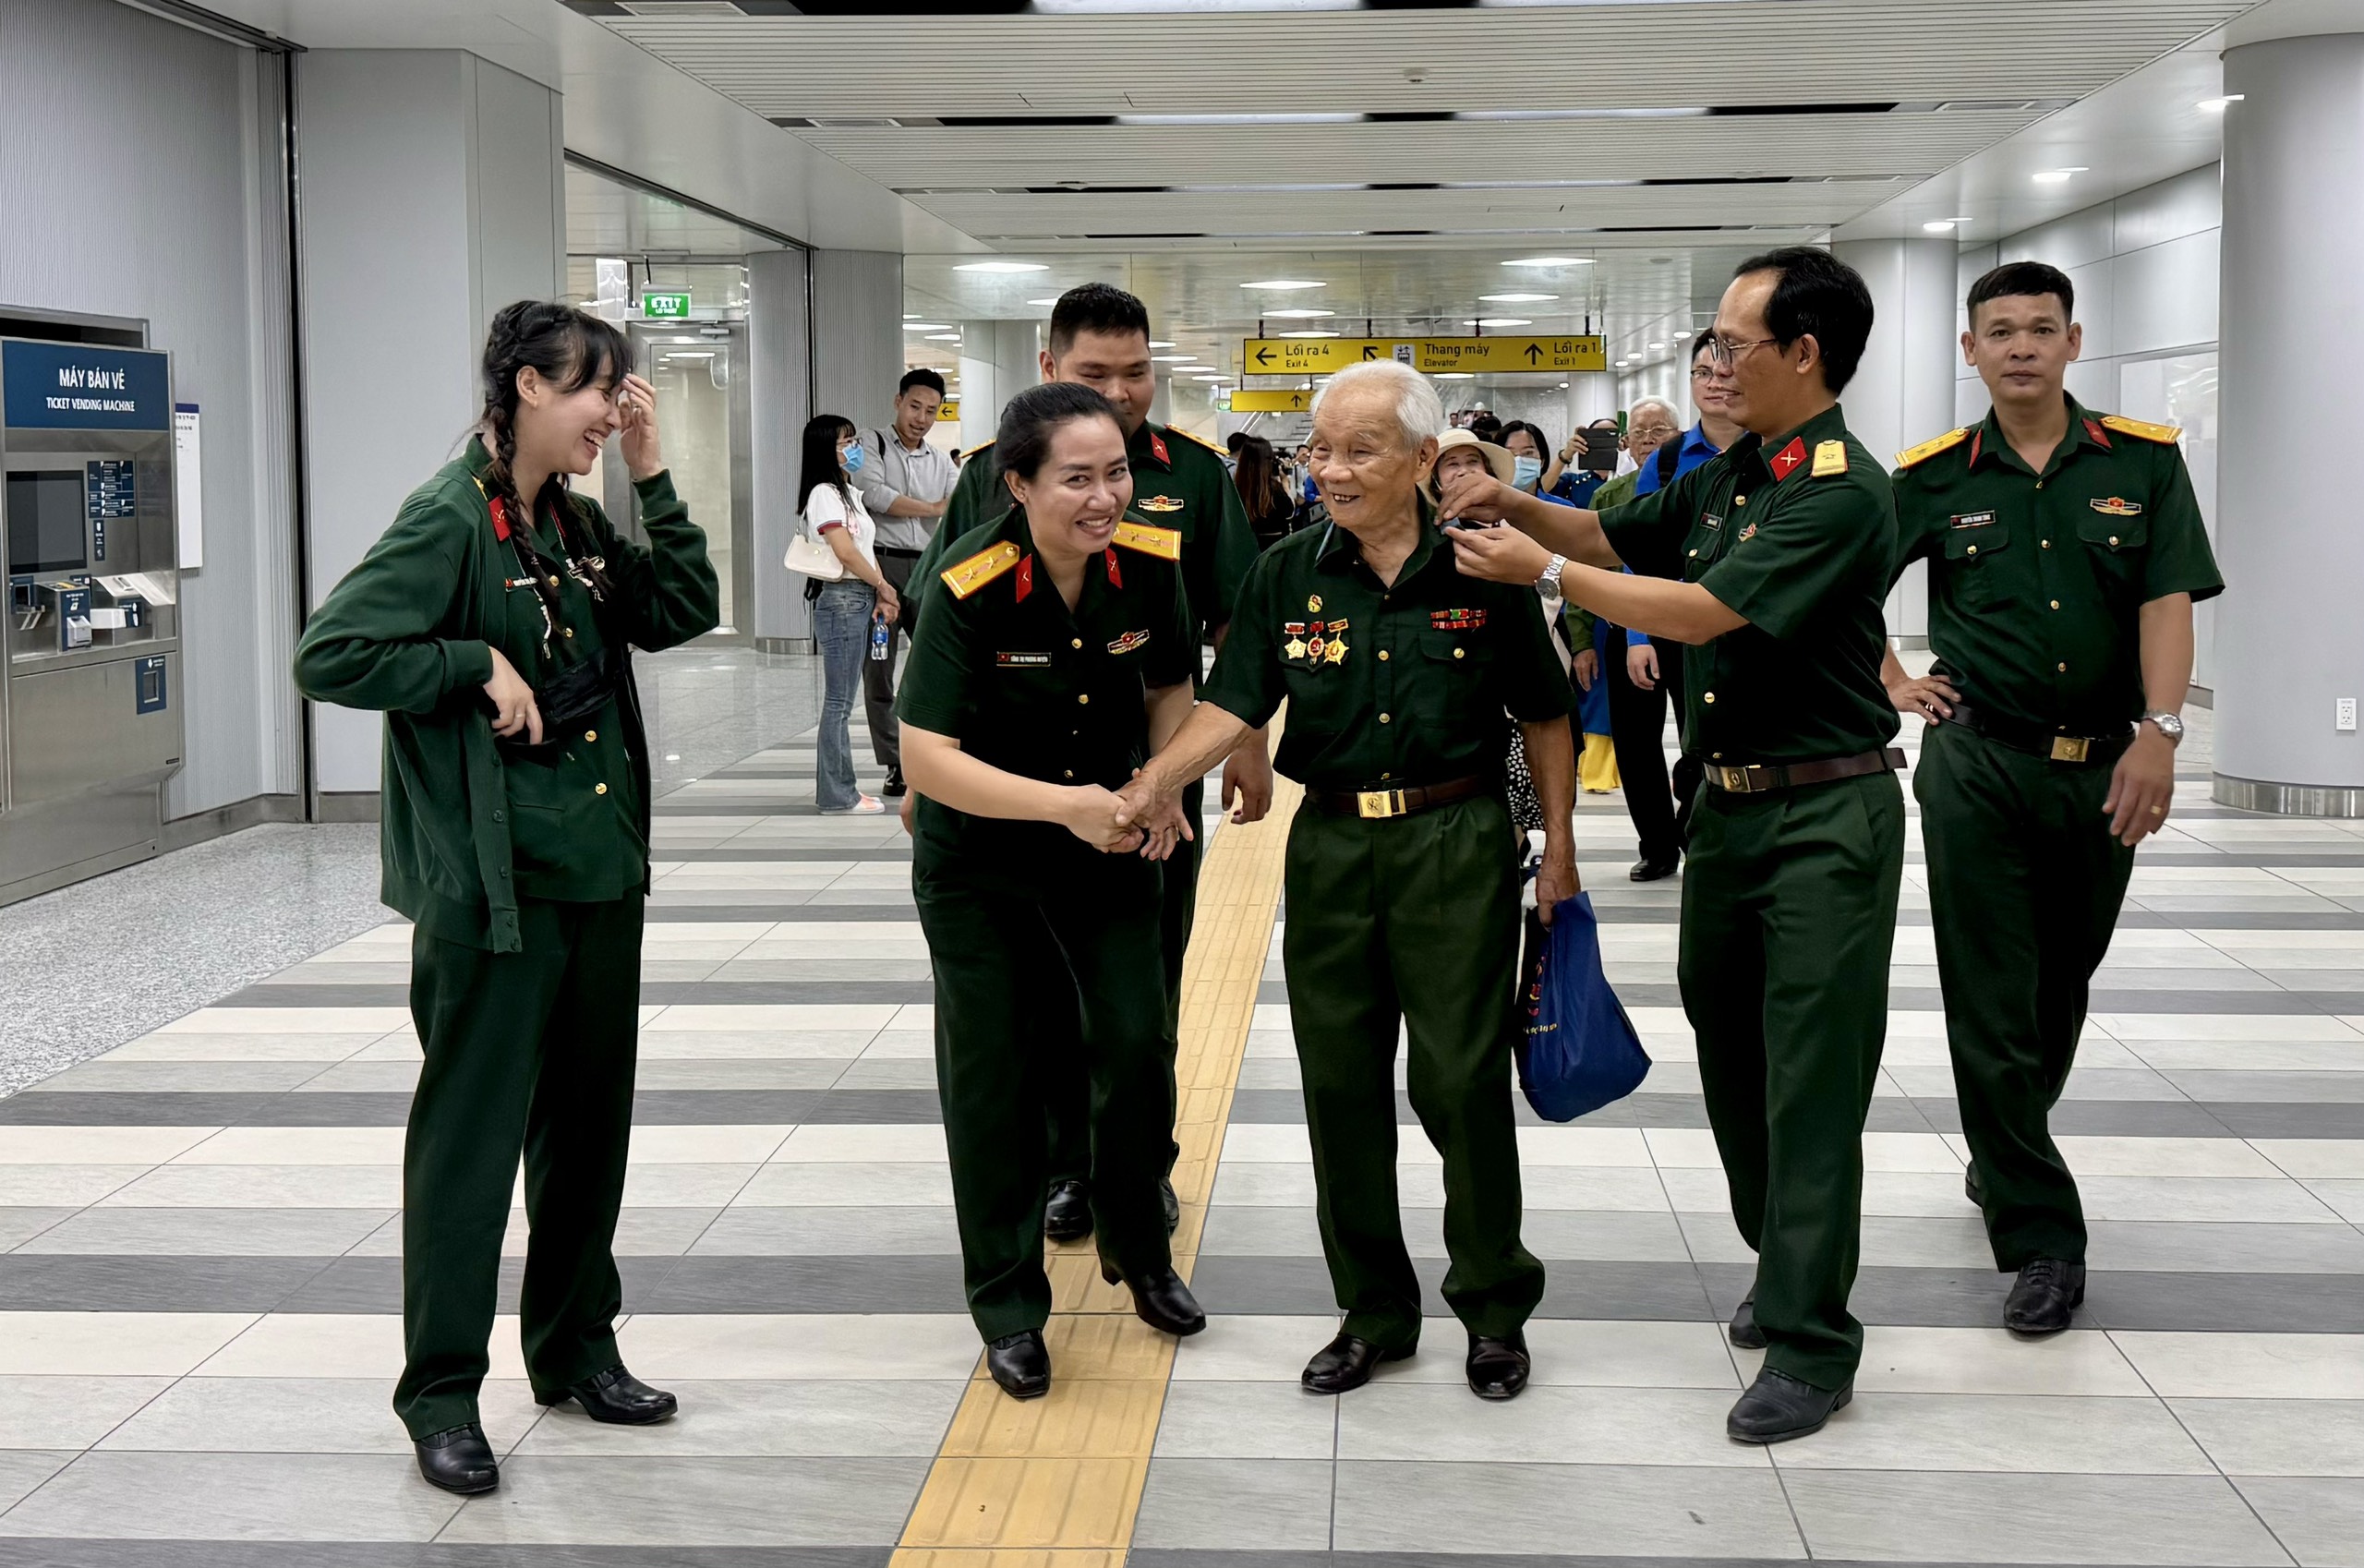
[296,302,718,1493]
[897,381,1206,1400]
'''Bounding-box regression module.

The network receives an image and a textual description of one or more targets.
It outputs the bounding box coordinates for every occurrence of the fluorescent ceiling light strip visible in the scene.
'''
[1116,112,1364,126]
[1455,107,1709,121]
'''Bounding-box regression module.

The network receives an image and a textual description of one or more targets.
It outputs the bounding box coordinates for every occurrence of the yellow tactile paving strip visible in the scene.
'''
[891,765,1303,1568]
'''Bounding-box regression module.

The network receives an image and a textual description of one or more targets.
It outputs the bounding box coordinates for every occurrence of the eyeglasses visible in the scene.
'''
[1627,425,1680,442]
[1702,334,1779,370]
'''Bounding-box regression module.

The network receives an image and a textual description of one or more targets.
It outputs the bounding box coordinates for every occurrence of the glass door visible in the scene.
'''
[623,325,750,635]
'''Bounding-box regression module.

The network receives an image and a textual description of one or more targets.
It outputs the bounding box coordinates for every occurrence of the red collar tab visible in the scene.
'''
[1149,431,1170,466]
[488,496,513,541]
[1768,437,1808,481]
[1104,547,1123,588]
[1014,555,1034,604]
[1969,428,1984,466]
[2083,417,2112,449]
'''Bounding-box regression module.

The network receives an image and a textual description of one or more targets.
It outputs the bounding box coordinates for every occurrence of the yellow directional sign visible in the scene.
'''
[938,397,959,418]
[1242,336,1606,376]
[1226,388,1316,414]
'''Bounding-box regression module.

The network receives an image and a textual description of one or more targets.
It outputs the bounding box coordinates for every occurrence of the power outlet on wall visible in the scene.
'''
[2340,698,2359,734]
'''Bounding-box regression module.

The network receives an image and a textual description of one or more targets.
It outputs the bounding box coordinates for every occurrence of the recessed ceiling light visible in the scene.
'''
[1558,381,1570,389]
[1671,330,1691,339]
[1467,318,1531,327]
[1241,279,1325,291]
[925,334,961,342]
[903,323,953,332]
[1264,308,1334,320]
[1148,340,1176,348]
[1922,220,1959,233]
[954,260,1049,273]
[2032,167,2087,185]
[1437,372,1475,380]
[2198,95,2245,113]
[1278,331,1340,339]
[1647,342,1665,350]
[1152,355,1197,362]
[1504,256,1595,267]
[1480,293,1558,303]
[1025,296,1060,306]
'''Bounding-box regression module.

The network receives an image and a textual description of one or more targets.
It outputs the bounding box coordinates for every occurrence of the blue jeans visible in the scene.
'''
[814,578,876,812]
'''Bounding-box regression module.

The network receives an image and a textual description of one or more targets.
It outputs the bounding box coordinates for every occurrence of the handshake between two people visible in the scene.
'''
[1059,772,1193,861]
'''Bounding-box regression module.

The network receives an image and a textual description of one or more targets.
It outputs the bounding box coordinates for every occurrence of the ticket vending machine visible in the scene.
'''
[0,337,184,904]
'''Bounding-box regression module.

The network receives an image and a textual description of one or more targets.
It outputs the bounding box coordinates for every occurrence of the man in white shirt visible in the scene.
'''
[856,369,959,796]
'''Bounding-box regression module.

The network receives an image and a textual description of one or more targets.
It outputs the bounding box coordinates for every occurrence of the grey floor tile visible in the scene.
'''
[511,1379,962,1457]
[687,1206,960,1257]
[634,1255,968,1314]
[633,1059,853,1092]
[1337,1384,1761,1468]
[0,1255,330,1313]
[0,1377,172,1449]
[2087,1220,2364,1275]
[2232,1476,2364,1568]
[1780,1469,2291,1565]
[0,1209,75,1250]
[1152,1381,1338,1460]
[1132,1457,1334,1551]
[96,1377,547,1455]
[435,1455,928,1545]
[0,1452,73,1514]
[0,1450,465,1540]
[15,1207,392,1257]
[32,1061,332,1094]
[1331,1459,1804,1558]
[1774,1393,2212,1474]
[2174,1398,2364,1478]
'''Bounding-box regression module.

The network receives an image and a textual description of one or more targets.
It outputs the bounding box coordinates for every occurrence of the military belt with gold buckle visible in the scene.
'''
[1705,749,1906,795]
[1945,702,2123,765]
[1311,775,1490,820]
[1357,789,1407,819]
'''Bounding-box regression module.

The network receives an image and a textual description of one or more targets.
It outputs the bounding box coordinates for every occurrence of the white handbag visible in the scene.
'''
[784,526,847,582]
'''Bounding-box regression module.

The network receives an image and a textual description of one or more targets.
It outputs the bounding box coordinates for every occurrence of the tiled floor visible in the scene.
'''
[2,651,2362,1565]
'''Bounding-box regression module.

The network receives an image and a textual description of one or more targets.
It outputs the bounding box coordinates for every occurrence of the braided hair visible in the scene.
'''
[476,300,633,602]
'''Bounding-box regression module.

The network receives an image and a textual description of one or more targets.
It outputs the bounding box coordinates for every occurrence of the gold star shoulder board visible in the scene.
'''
[1113,520,1183,561]
[960,438,997,462]
[1170,428,1228,459]
[1811,440,1849,477]
[2101,414,2180,444]
[940,541,1021,599]
[1895,428,1969,470]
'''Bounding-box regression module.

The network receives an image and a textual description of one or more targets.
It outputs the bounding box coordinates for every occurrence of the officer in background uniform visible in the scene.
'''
[296,302,718,1493]
[908,283,1267,1241]
[897,381,1206,1401]
[1119,360,1579,1404]
[1887,260,2224,1335]
[1444,248,1906,1443]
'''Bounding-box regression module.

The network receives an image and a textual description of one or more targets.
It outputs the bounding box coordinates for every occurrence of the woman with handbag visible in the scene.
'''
[794,414,899,814]
[295,300,718,1496]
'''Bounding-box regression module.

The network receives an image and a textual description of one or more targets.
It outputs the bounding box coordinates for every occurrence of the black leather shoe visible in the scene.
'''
[1300,1333,1413,1394]
[986,1330,1050,1400]
[538,1365,678,1425]
[1161,1176,1181,1235]
[1043,1178,1094,1242]
[1100,1262,1206,1336]
[1726,1368,1851,1443]
[2004,1258,2086,1336]
[883,767,907,798]
[1630,855,1680,883]
[414,1423,498,1494]
[1729,1291,1767,1350]
[1466,1332,1530,1400]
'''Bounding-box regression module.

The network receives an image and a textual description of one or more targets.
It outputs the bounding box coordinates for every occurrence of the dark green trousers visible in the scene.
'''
[1915,722,2134,1270]
[1282,793,1545,1350]
[1043,777,1202,1184]
[1682,772,1903,1391]
[394,895,644,1440]
[916,853,1175,1342]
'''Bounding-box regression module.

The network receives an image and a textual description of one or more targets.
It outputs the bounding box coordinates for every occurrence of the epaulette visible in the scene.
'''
[960,438,997,462]
[1171,428,1229,458]
[939,541,1021,599]
[1112,520,1182,561]
[1895,428,1969,470]
[1811,440,1848,478]
[2101,414,2180,444]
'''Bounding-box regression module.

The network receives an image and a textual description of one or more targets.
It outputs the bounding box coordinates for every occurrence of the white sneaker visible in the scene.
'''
[823,794,886,816]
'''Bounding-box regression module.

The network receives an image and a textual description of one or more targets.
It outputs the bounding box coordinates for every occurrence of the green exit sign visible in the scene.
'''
[640,291,692,320]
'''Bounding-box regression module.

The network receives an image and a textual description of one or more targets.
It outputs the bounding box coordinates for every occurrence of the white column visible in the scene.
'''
[2213,31,2364,814]
[297,49,563,798]
[811,249,902,425]
[747,247,812,648]
[1833,237,1957,643]
[957,319,1041,448]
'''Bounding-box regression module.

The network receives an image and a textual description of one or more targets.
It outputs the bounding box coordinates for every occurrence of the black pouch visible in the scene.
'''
[492,643,619,757]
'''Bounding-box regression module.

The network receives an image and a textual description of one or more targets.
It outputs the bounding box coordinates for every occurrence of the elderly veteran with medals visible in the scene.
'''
[1116,359,1579,1403]
[896,381,1207,1403]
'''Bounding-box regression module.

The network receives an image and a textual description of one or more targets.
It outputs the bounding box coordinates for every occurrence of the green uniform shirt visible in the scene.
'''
[296,439,718,950]
[1891,398,2224,735]
[1601,402,1900,766]
[915,419,1256,661]
[1200,500,1576,790]
[897,505,1196,880]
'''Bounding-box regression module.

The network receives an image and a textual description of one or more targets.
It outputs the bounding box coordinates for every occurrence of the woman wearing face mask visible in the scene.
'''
[897,381,1207,1402]
[296,301,718,1495]
[802,415,900,814]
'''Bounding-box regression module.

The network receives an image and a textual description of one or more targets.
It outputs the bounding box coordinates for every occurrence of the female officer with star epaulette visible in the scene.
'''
[296,302,718,1494]
[896,381,1208,1401]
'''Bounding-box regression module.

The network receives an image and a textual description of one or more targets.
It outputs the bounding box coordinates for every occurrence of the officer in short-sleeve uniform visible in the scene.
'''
[914,419,1258,1224]
[896,505,1198,1342]
[1891,403,2223,1300]
[1199,502,1574,1357]
[1598,405,1907,1399]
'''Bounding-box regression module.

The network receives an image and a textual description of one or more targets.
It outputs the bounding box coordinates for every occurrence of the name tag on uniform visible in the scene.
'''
[1950,511,1997,530]
[1700,513,1722,531]
[1107,629,1150,655]
[995,651,1051,668]
[1430,608,1488,630]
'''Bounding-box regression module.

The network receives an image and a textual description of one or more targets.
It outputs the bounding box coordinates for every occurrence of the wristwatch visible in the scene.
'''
[2141,711,2185,745]
[1536,553,1568,594]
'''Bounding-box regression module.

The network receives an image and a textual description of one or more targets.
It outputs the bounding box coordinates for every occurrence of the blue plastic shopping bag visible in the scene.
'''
[1514,893,1651,1122]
